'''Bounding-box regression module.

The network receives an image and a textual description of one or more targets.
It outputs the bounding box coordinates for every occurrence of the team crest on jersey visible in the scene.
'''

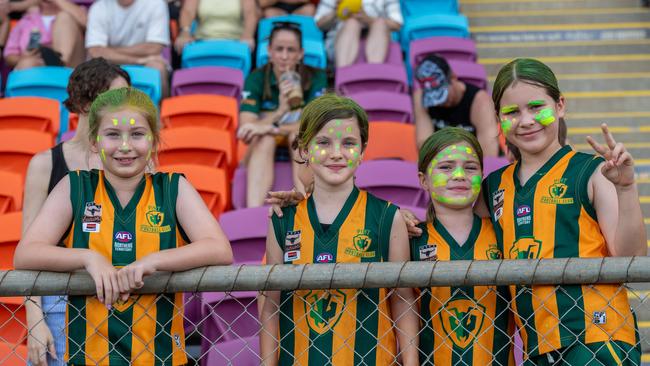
[485,244,502,259]
[111,294,139,313]
[302,289,347,335]
[440,298,486,349]
[140,209,171,233]
[82,202,102,223]
[492,189,505,221]
[418,244,438,261]
[285,230,301,251]
[344,230,375,258]
[509,237,542,259]
[541,179,574,205]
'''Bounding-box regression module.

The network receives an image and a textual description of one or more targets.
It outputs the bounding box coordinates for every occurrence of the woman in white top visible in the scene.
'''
[315,0,402,67]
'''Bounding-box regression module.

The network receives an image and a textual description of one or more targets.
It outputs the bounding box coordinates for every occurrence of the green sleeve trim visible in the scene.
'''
[409,222,429,261]
[271,207,293,251]
[241,69,263,114]
[576,153,605,221]
[378,202,398,261]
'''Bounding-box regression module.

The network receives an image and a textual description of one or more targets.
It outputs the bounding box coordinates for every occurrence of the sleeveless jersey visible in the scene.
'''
[410,216,514,366]
[63,170,188,366]
[271,187,398,366]
[483,146,637,358]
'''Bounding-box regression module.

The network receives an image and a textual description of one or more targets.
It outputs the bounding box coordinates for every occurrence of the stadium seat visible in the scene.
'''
[231,162,294,209]
[483,157,510,176]
[257,15,323,45]
[256,38,327,69]
[0,342,28,366]
[201,291,259,343]
[0,297,26,346]
[206,336,260,366]
[364,122,417,162]
[0,130,53,177]
[218,207,268,264]
[171,66,244,101]
[400,0,458,17]
[447,60,488,90]
[355,160,428,208]
[158,127,235,172]
[400,14,470,52]
[157,164,230,217]
[160,94,238,133]
[0,97,60,140]
[335,63,408,95]
[354,40,403,66]
[0,212,21,270]
[5,66,72,135]
[347,91,413,123]
[0,171,23,214]
[121,65,162,105]
[181,40,252,78]
[409,37,477,66]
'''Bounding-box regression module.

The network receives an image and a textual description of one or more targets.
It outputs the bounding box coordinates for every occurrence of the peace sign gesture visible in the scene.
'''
[586,123,636,188]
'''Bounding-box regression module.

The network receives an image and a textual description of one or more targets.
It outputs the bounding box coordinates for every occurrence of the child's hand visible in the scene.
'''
[84,251,120,308]
[265,189,306,217]
[116,257,157,301]
[586,123,636,189]
[400,209,423,237]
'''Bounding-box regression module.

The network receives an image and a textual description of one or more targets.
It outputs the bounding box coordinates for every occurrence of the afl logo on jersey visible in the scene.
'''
[114,231,132,242]
[316,252,333,263]
[516,205,531,217]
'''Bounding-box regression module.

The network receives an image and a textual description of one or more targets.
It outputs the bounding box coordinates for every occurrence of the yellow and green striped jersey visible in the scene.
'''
[64,170,187,366]
[410,216,514,366]
[483,146,637,358]
[271,187,398,366]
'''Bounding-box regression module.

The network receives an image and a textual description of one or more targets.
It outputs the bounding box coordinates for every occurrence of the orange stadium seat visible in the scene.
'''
[160,94,238,133]
[0,342,28,365]
[0,97,60,142]
[0,130,53,177]
[0,296,27,346]
[0,212,21,270]
[158,127,235,172]
[364,122,418,162]
[0,171,23,214]
[158,164,231,217]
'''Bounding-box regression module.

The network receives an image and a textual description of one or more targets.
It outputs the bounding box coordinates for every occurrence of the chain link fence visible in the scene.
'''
[0,258,649,365]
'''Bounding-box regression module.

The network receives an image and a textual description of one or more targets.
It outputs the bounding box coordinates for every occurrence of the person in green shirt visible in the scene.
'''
[238,21,327,207]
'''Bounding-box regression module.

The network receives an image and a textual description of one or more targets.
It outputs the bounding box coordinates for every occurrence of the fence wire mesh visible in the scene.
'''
[0,259,649,366]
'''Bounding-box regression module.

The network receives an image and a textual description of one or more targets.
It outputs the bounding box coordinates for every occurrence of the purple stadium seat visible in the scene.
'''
[447,60,488,90]
[409,37,477,68]
[483,156,510,177]
[201,291,259,346]
[231,161,294,209]
[355,160,428,208]
[354,40,403,66]
[184,292,202,336]
[171,66,244,101]
[335,63,408,95]
[206,336,260,366]
[218,207,268,264]
[347,91,413,123]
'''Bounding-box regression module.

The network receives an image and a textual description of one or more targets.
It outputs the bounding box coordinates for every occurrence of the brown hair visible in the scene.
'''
[64,57,131,114]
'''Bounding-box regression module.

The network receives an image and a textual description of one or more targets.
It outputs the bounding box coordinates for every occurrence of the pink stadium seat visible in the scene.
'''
[219,207,268,264]
[355,160,428,208]
[335,63,408,95]
[347,91,413,123]
[354,40,403,66]
[447,60,488,90]
[231,162,294,209]
[171,66,244,101]
[201,291,259,346]
[409,37,477,67]
[206,336,260,366]
[483,156,510,176]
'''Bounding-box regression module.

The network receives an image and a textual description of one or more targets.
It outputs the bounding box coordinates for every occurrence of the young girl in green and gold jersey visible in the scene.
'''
[260,94,419,366]
[483,58,646,365]
[412,127,514,366]
[15,87,233,365]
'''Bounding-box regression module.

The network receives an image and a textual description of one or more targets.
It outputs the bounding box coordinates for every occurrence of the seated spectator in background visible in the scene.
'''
[315,0,402,67]
[86,0,170,97]
[259,0,315,17]
[174,0,257,52]
[413,54,499,156]
[3,0,86,69]
[238,22,327,207]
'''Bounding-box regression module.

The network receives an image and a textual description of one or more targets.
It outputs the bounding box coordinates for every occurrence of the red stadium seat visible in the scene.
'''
[0,129,53,178]
[157,164,230,217]
[0,171,23,214]
[0,212,21,270]
[0,97,60,142]
[158,127,235,173]
[364,122,417,162]
[160,94,238,134]
[0,342,28,365]
[0,297,27,346]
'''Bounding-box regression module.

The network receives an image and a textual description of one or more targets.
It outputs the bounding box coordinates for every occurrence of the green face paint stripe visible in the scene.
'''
[501,118,513,135]
[100,148,107,162]
[451,166,466,178]
[500,104,518,114]
[535,108,556,126]
[528,99,545,107]
[336,131,342,138]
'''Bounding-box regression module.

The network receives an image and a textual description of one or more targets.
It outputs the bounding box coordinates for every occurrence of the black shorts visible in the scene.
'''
[270,2,306,14]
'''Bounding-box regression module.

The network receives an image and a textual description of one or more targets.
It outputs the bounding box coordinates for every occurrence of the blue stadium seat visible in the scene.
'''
[5,66,72,136]
[121,65,162,105]
[181,40,252,78]
[400,14,470,52]
[256,38,327,69]
[257,15,323,44]
[401,0,458,18]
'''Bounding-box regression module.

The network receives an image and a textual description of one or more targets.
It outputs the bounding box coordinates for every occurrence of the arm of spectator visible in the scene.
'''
[383,0,403,30]
[240,0,258,50]
[174,0,197,53]
[413,88,434,149]
[87,46,141,65]
[8,0,37,13]
[52,0,87,27]
[471,90,499,157]
[260,220,283,366]
[238,111,283,144]
[0,0,9,48]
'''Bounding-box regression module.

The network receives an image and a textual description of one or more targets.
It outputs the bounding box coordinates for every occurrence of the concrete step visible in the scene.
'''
[568,131,650,144]
[468,11,650,27]
[483,58,650,77]
[566,96,650,115]
[478,41,650,58]
[459,0,642,13]
[560,78,650,92]
[567,117,650,130]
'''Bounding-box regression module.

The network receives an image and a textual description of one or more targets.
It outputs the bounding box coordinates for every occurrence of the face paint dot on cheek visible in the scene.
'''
[535,108,556,126]
[471,175,482,194]
[501,118,513,136]
[431,173,448,188]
